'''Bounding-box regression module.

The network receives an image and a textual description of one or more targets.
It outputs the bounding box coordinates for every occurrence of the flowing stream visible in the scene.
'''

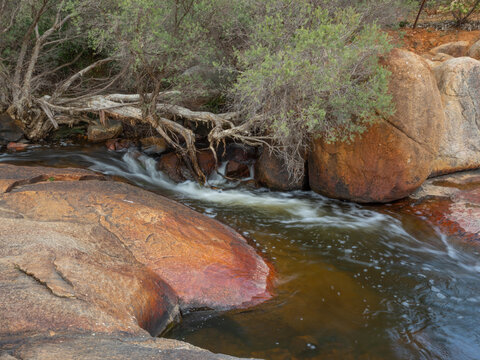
[1,144,480,359]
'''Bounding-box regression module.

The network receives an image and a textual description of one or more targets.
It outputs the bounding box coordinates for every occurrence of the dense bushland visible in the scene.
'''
[0,0,416,181]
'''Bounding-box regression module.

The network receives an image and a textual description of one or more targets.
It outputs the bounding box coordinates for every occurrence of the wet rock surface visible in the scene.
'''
[226,161,250,180]
[1,334,247,360]
[140,136,168,154]
[157,150,217,183]
[219,144,257,164]
[5,142,28,152]
[106,138,136,151]
[391,170,480,246]
[0,164,272,359]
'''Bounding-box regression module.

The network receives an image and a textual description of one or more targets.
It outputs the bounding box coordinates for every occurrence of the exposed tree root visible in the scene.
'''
[11,93,272,184]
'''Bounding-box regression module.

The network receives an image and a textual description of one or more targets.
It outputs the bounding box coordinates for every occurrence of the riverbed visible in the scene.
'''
[1,145,479,360]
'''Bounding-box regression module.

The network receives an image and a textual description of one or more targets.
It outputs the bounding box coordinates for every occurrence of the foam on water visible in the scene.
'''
[2,145,480,359]
[87,150,398,231]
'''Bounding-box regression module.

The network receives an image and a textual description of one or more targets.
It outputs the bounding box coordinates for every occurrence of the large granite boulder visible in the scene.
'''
[431,57,480,175]
[309,49,445,203]
[467,39,480,60]
[0,164,271,359]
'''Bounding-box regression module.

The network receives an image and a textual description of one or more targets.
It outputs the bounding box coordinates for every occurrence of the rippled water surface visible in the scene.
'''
[2,145,480,359]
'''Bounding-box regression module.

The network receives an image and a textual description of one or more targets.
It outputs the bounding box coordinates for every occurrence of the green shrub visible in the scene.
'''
[1,0,403,181]
[438,0,480,24]
[231,1,394,180]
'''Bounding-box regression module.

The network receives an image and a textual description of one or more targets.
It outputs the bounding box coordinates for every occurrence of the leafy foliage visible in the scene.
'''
[0,0,413,180]
[231,0,394,180]
[438,0,480,24]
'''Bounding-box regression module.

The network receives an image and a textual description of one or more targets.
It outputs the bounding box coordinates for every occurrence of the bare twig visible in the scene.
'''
[413,0,428,29]
[51,57,116,100]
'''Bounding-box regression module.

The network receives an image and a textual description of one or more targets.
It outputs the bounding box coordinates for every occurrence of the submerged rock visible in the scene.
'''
[6,142,28,151]
[309,49,444,203]
[0,164,272,359]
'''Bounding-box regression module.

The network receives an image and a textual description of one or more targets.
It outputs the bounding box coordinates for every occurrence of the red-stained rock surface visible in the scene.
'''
[391,171,480,245]
[0,164,273,310]
[156,151,187,182]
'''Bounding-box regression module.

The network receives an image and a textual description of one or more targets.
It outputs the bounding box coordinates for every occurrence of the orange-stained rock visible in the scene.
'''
[87,121,123,142]
[468,39,480,60]
[309,49,445,203]
[156,152,187,182]
[0,165,105,193]
[0,164,273,310]
[197,150,216,177]
[2,334,238,359]
[0,200,179,340]
[255,150,305,191]
[6,142,28,151]
[140,136,167,154]
[0,163,272,359]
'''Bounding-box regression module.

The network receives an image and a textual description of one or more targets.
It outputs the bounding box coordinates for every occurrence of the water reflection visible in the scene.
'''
[1,145,479,359]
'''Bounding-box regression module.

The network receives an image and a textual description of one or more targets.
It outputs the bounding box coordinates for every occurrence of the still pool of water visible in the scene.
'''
[1,145,480,359]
